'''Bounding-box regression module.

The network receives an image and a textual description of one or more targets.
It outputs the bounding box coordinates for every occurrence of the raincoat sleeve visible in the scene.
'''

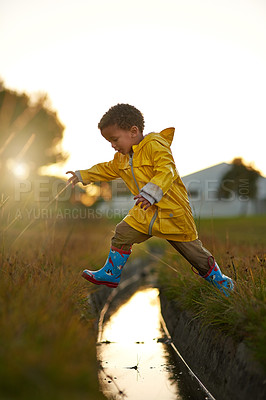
[75,159,120,185]
[140,141,178,204]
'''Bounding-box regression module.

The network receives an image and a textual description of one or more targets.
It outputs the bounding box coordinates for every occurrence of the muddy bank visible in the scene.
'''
[160,292,266,400]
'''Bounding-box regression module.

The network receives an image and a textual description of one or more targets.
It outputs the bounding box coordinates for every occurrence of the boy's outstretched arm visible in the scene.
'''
[66,158,120,187]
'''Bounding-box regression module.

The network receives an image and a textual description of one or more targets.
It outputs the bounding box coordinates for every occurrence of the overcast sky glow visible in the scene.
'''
[1,0,266,177]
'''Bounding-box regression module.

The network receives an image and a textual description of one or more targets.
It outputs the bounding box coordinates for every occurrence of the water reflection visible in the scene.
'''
[98,288,181,400]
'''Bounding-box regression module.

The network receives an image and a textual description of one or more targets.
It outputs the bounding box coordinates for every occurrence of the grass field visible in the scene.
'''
[1,205,265,399]
[157,215,266,370]
[0,214,113,400]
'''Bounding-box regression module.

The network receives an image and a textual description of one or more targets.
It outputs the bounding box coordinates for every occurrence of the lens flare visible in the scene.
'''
[12,162,29,179]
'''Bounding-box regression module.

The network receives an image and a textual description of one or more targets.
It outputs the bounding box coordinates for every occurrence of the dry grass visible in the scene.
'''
[0,216,113,400]
[158,215,266,370]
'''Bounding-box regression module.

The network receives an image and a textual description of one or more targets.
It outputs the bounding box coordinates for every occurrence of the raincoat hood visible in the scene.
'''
[155,127,175,146]
[132,127,175,153]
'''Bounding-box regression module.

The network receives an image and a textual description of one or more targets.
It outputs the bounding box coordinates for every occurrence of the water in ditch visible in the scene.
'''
[97,288,213,400]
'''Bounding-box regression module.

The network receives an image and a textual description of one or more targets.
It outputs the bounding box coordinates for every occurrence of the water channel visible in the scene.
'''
[97,288,214,400]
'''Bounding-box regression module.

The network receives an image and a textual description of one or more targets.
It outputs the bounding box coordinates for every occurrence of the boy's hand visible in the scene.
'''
[66,171,79,187]
[134,194,151,210]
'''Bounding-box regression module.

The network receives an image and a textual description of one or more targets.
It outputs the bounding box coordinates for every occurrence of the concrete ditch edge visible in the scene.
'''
[160,292,266,400]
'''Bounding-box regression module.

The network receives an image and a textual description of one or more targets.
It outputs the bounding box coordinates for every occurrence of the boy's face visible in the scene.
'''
[101,124,140,155]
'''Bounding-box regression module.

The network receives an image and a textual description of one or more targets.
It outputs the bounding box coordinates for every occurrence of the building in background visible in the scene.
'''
[182,163,266,217]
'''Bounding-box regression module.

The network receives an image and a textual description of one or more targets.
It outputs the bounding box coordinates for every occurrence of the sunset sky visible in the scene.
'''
[1,0,266,178]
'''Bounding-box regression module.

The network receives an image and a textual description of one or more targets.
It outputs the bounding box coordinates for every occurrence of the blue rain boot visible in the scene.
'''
[82,246,131,288]
[202,258,234,297]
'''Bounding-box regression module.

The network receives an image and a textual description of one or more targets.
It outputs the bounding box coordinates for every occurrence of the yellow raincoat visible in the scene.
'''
[77,128,198,242]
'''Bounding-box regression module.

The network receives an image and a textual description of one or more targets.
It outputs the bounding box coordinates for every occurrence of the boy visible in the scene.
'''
[67,104,234,296]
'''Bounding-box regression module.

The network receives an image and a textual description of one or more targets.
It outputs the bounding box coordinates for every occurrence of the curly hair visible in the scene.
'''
[98,103,145,133]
